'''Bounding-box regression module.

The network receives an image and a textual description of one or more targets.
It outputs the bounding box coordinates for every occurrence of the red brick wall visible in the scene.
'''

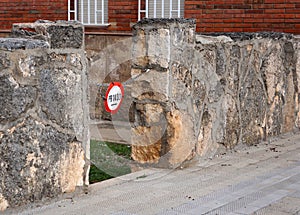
[0,0,68,31]
[85,0,138,33]
[108,0,138,32]
[185,0,300,34]
[1,1,299,34]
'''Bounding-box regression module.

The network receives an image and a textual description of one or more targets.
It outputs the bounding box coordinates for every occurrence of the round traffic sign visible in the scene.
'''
[104,82,124,114]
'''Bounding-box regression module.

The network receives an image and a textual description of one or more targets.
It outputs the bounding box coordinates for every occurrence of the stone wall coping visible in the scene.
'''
[196,35,233,44]
[132,18,196,30]
[0,38,49,51]
[198,32,294,41]
[12,20,83,28]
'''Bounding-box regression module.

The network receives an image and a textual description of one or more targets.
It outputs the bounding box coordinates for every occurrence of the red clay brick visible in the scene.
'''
[1,0,300,34]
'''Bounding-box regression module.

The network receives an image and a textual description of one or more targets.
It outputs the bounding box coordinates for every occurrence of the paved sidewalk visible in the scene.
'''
[6,134,300,215]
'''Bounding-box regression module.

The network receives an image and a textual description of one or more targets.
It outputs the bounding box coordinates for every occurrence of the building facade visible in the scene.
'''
[0,0,300,35]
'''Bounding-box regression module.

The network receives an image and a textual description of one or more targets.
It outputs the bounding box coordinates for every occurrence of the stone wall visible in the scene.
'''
[0,21,89,211]
[131,19,197,168]
[194,33,299,154]
[131,18,300,168]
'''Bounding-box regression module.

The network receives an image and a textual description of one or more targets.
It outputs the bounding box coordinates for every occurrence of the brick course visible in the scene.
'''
[0,1,299,34]
[185,0,300,34]
[0,0,68,30]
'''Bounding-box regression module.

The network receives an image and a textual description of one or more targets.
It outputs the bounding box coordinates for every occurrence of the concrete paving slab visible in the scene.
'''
[290,191,300,198]
[259,196,300,214]
[234,205,261,215]
[5,134,300,215]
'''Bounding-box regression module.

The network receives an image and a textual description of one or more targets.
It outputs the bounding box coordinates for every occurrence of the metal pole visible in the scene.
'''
[102,0,105,24]
[75,0,78,20]
[95,0,97,24]
[154,0,156,18]
[81,0,84,23]
[170,0,172,18]
[178,0,180,17]
[88,0,91,24]
[138,0,141,20]
[68,0,70,20]
[146,0,148,18]
[162,0,164,18]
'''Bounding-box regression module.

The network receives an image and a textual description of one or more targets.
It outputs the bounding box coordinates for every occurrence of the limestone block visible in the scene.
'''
[131,21,300,167]
[131,108,196,167]
[0,75,37,124]
[197,107,216,155]
[131,126,163,164]
[281,41,297,133]
[12,20,84,49]
[263,45,285,136]
[148,28,170,68]
[0,116,84,207]
[0,38,49,51]
[0,21,88,211]
[223,94,240,148]
[131,19,197,167]
[0,52,10,70]
[240,65,267,145]
[132,29,148,67]
[47,25,83,49]
[39,68,83,133]
[14,54,47,85]
[164,110,196,167]
[135,103,164,126]
[0,194,8,212]
[130,69,170,102]
[170,64,193,110]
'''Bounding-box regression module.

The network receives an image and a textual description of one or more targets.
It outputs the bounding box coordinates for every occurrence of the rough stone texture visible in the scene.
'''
[194,33,299,151]
[131,19,300,168]
[0,22,89,211]
[11,20,84,49]
[131,18,197,168]
[0,38,49,51]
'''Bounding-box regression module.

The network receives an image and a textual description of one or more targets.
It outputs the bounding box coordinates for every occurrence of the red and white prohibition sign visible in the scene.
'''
[104,82,124,114]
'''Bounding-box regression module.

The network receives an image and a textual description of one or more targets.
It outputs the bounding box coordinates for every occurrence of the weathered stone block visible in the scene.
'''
[130,20,300,169]
[0,116,84,208]
[148,28,171,68]
[0,38,49,51]
[0,75,37,124]
[39,67,82,129]
[0,21,89,211]
[130,69,170,102]
[131,125,164,164]
[12,20,84,49]
[0,53,10,70]
[163,110,196,167]
[132,29,147,67]
[240,69,268,145]
[193,33,299,150]
[131,19,196,167]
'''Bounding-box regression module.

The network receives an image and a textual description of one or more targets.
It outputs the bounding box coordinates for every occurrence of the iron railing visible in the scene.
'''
[138,0,184,21]
[68,0,108,26]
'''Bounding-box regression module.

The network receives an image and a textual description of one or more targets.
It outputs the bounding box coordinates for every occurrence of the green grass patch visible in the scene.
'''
[89,164,113,183]
[105,141,131,159]
[89,140,132,184]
